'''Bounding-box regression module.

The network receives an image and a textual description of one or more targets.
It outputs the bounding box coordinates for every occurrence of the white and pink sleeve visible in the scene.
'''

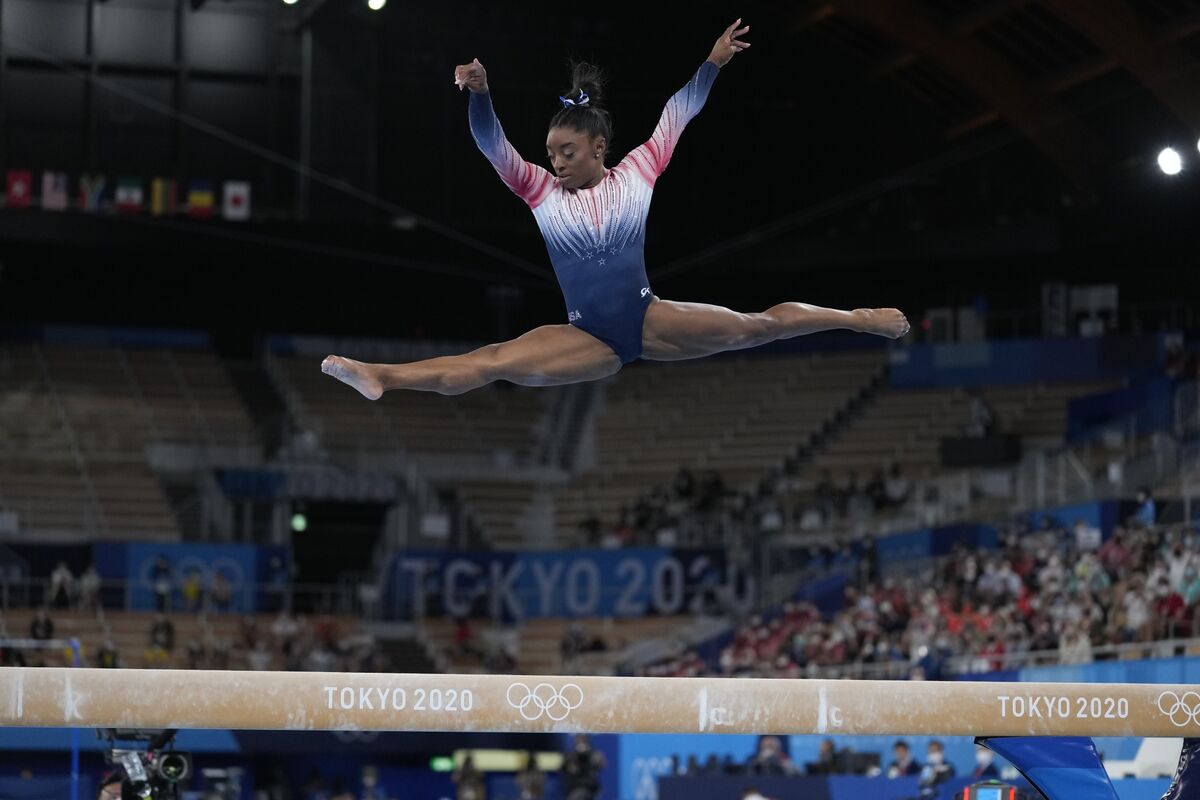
[622,60,720,187]
[468,90,556,208]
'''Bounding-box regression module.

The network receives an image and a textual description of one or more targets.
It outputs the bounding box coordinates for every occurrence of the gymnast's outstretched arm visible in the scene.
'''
[456,58,556,207]
[620,18,750,186]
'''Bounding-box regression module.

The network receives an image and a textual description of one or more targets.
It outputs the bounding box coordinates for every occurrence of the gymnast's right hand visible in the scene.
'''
[454,58,488,93]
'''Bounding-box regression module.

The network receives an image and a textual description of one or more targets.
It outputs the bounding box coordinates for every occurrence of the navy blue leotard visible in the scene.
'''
[468,61,719,363]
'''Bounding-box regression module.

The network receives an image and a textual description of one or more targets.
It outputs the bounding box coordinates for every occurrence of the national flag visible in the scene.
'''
[5,170,32,209]
[114,177,143,214]
[186,181,214,219]
[80,175,106,213]
[150,178,177,216]
[41,171,69,211]
[222,181,251,222]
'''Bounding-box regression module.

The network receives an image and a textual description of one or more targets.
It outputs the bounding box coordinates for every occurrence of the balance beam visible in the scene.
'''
[0,668,1196,736]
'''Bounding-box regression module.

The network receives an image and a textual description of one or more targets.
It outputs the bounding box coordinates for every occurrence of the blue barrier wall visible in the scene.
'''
[1067,378,1177,443]
[92,542,290,612]
[889,336,1163,388]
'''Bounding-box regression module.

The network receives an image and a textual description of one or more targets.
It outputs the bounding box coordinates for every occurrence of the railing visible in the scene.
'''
[714,636,1200,682]
[0,577,362,617]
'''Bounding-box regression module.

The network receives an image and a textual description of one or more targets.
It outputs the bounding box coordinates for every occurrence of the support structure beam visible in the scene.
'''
[1042,0,1200,132]
[1,668,1198,737]
[823,0,1102,191]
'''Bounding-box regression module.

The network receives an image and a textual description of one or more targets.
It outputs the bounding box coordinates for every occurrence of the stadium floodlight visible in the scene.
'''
[283,0,299,5]
[367,0,387,9]
[1158,147,1182,175]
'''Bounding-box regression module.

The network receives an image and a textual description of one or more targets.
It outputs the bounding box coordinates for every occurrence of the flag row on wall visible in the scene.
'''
[4,170,252,221]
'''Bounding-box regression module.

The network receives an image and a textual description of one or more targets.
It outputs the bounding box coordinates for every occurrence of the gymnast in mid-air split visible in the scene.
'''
[322,19,910,399]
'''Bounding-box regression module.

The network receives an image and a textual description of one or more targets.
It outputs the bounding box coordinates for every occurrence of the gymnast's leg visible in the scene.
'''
[641,299,909,361]
[321,324,622,398]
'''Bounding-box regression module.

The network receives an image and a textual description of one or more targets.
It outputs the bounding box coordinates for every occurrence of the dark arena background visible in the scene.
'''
[2,0,1200,799]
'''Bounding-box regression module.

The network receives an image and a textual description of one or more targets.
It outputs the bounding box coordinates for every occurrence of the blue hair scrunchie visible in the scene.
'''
[558,90,590,108]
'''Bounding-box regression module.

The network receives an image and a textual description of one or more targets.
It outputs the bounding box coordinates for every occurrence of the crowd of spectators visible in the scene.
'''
[4,605,386,674]
[644,509,1198,680]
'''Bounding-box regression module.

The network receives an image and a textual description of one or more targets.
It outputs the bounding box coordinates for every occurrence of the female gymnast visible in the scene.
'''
[322,19,909,399]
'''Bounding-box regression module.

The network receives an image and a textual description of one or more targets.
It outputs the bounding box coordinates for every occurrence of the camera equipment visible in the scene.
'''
[99,729,192,800]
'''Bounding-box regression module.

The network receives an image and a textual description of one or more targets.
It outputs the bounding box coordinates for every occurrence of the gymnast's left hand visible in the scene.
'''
[707,18,750,68]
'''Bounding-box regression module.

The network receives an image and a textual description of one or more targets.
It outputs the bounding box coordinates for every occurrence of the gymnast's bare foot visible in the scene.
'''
[321,355,383,400]
[853,308,911,339]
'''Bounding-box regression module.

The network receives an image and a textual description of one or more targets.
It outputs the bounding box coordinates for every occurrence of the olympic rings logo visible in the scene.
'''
[1157,691,1200,727]
[506,682,584,722]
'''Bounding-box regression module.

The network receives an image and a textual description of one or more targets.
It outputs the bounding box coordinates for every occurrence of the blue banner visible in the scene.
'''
[384,548,735,621]
[93,542,289,612]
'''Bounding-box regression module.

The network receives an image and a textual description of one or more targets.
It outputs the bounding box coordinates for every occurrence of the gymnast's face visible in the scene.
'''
[547,127,606,190]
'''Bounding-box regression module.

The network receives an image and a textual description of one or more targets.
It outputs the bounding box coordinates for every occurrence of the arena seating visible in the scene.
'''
[273,354,553,462]
[0,342,257,540]
[547,351,887,546]
[0,608,363,671]
[806,380,1118,481]
[420,615,693,675]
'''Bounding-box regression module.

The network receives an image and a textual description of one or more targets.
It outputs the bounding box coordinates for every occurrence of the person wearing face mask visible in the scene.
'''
[970,746,1000,780]
[1154,577,1187,638]
[919,740,956,792]
[1184,564,1200,640]
[747,736,797,777]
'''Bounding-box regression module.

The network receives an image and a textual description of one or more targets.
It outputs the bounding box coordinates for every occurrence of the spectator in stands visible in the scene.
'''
[1184,564,1200,606]
[95,639,119,669]
[886,741,920,778]
[884,464,911,509]
[49,562,75,609]
[746,736,797,777]
[1099,528,1132,576]
[865,469,887,511]
[453,755,486,800]
[814,470,837,522]
[1153,576,1187,639]
[919,740,955,791]
[1130,488,1156,528]
[806,739,840,775]
[673,466,696,500]
[78,564,101,610]
[146,613,175,668]
[610,508,634,548]
[186,639,206,670]
[578,510,602,547]
[272,610,300,658]
[1073,519,1101,553]
[515,752,545,800]
[561,622,588,672]
[1167,537,1196,592]
[562,735,604,800]
[966,392,995,437]
[970,746,999,780]
[151,556,172,612]
[181,568,204,613]
[211,570,233,612]
[1058,623,1093,665]
[29,608,54,641]
[247,640,273,670]
[1119,575,1153,642]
